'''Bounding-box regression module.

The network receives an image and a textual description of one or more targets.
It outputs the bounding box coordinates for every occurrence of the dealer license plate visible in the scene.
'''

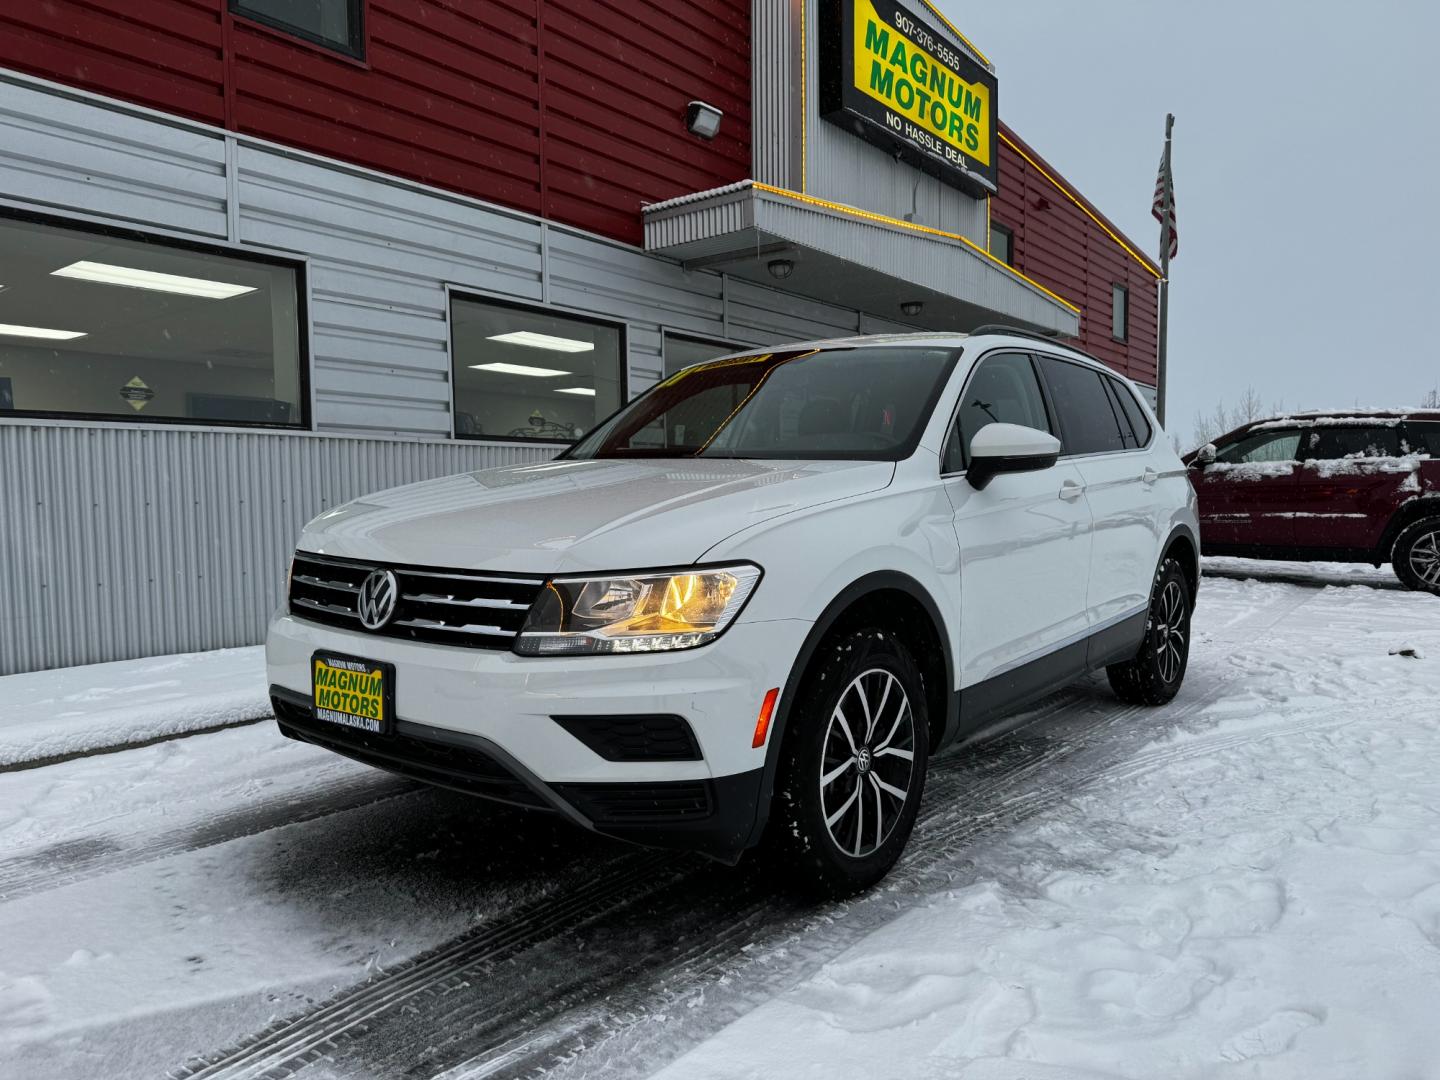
[311,653,393,735]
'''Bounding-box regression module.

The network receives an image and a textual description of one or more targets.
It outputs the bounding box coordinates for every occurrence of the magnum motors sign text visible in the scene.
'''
[819,0,999,196]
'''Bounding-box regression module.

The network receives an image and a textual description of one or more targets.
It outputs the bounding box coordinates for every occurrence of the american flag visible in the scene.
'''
[1152,139,1177,261]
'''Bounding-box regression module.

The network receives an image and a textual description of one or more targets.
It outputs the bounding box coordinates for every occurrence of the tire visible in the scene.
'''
[1392,517,1440,595]
[1107,556,1191,706]
[765,627,930,898]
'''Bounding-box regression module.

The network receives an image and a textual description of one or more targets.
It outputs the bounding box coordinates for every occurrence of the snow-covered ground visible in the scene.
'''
[1,565,1437,1079]
[0,647,269,768]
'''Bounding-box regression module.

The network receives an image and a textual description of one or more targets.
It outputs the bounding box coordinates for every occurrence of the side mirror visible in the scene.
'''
[1192,443,1217,467]
[968,423,1062,491]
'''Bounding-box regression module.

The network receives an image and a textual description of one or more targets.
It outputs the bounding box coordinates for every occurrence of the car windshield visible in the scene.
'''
[565,345,959,460]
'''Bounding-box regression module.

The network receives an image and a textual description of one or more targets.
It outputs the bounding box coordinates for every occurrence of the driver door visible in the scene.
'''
[1195,427,1302,548]
[941,352,1093,711]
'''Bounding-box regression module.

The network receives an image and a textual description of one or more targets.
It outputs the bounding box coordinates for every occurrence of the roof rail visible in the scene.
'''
[967,324,1108,367]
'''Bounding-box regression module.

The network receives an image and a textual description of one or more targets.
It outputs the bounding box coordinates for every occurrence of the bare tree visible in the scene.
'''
[1423,387,1440,409]
[1233,385,1266,426]
[1189,385,1276,453]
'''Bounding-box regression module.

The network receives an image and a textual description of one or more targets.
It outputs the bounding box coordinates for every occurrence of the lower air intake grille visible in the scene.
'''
[552,714,702,762]
[288,550,543,650]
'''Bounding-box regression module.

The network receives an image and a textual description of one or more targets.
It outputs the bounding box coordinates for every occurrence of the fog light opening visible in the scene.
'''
[752,687,780,749]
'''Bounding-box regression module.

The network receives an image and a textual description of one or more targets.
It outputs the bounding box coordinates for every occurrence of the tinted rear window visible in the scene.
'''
[1301,426,1401,460]
[1106,376,1153,448]
[1404,422,1440,456]
[1038,356,1126,455]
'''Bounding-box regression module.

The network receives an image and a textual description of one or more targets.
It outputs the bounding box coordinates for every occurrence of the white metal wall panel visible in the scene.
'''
[0,423,553,675]
[546,230,726,334]
[726,277,861,342]
[0,78,227,237]
[236,145,547,437]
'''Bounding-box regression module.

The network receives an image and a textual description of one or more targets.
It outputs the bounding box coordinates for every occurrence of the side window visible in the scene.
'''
[1106,375,1153,448]
[1215,429,1301,464]
[1403,422,1440,456]
[1302,426,1401,460]
[1037,356,1126,456]
[943,352,1050,472]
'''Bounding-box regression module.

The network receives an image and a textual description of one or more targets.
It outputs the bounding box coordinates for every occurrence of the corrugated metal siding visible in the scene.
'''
[0,424,551,675]
[0,0,225,125]
[0,78,228,237]
[751,0,800,186]
[231,1,545,219]
[995,126,1161,383]
[0,0,752,247]
[540,0,752,245]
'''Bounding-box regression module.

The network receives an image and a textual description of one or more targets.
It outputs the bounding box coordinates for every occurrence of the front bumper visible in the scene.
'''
[265,612,810,860]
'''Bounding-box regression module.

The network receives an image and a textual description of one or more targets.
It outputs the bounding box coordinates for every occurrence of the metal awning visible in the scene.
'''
[643,181,1080,337]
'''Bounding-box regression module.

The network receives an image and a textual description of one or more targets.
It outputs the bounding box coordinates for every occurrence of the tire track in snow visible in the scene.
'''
[168,584,1323,1080]
[0,771,416,903]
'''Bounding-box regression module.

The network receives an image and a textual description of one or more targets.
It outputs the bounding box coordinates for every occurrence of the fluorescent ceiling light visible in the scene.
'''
[51,260,257,299]
[469,361,568,377]
[485,330,594,353]
[554,387,596,396]
[0,322,87,340]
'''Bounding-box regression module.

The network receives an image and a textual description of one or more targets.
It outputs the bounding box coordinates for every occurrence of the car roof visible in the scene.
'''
[1239,409,1440,431]
[707,330,1112,374]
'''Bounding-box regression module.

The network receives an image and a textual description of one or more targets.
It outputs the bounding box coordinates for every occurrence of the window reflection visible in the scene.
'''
[451,297,623,442]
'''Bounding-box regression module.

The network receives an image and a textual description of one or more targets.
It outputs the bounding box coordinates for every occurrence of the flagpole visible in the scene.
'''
[1156,113,1174,428]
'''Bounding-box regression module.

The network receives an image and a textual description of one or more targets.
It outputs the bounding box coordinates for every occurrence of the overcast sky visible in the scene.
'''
[943,0,1438,446]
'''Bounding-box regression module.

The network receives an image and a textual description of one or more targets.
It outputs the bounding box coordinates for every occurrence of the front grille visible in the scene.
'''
[288,550,544,650]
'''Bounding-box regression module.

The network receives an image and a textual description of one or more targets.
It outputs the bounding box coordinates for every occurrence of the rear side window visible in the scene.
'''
[1301,426,1401,460]
[1106,376,1153,448]
[1038,356,1126,456]
[944,352,1051,471]
[1404,422,1440,456]
[1216,429,1301,463]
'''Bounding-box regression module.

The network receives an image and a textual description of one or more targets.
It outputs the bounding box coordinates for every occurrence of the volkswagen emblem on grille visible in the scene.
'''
[357,569,399,630]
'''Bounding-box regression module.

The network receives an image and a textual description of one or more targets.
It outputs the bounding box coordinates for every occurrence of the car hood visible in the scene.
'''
[296,457,895,574]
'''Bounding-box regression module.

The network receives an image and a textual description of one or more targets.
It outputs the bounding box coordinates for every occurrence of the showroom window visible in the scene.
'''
[230,0,365,60]
[0,214,305,427]
[662,333,743,377]
[451,296,624,442]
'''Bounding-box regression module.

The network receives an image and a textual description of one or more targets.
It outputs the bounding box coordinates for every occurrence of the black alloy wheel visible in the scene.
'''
[767,628,930,898]
[1108,556,1192,705]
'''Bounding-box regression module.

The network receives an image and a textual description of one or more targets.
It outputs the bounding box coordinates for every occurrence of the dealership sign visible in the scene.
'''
[820,0,999,196]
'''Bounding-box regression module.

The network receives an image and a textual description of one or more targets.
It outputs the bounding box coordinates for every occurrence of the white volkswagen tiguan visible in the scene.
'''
[267,329,1198,895]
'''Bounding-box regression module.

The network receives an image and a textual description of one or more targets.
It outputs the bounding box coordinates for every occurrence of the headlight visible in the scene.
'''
[514,564,762,656]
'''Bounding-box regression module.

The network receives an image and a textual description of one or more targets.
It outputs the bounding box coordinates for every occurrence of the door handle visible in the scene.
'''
[1059,479,1086,501]
[1142,467,1159,485]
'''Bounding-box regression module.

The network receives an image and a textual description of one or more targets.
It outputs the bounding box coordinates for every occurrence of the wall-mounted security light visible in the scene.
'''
[900,300,924,317]
[685,100,724,140]
[767,259,794,280]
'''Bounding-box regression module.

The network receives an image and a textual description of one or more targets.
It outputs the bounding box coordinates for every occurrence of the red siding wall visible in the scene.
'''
[0,0,751,246]
[995,123,1160,385]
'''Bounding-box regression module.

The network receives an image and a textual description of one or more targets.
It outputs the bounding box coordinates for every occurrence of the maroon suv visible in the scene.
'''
[1186,410,1440,593]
